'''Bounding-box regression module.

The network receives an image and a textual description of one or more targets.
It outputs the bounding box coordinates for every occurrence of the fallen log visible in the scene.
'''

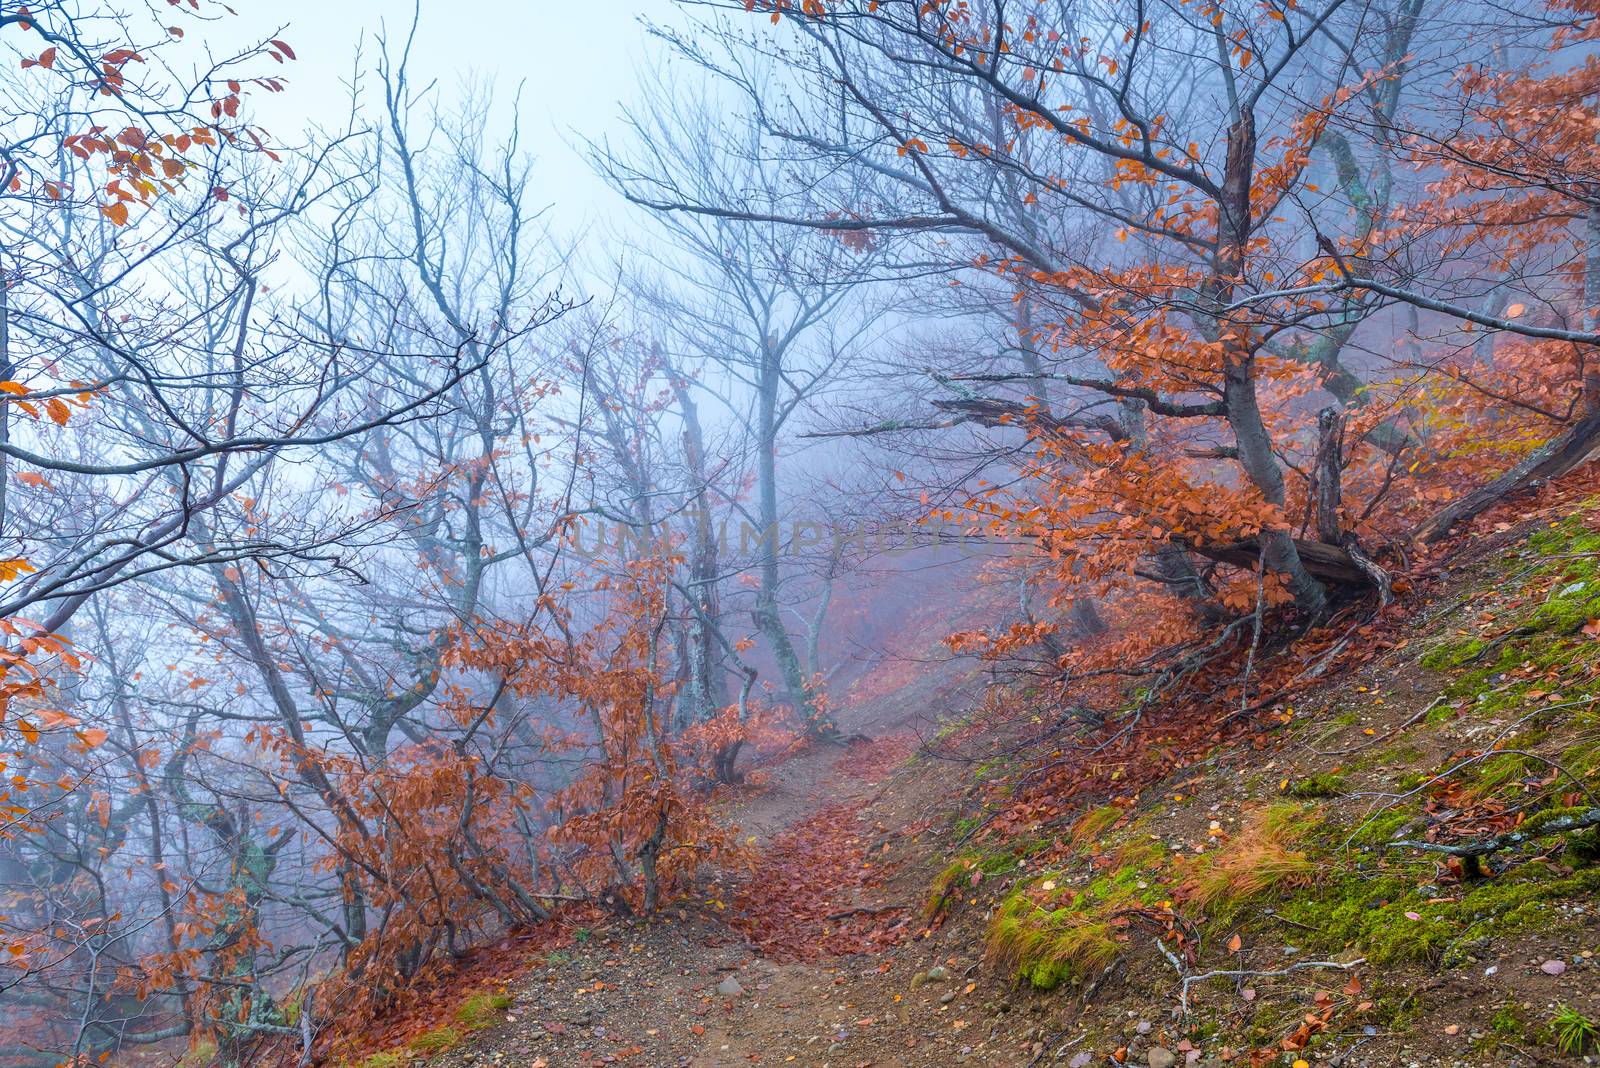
[1415,407,1600,544]
[1182,536,1382,590]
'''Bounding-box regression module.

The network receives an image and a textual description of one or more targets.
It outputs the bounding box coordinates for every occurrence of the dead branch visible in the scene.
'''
[1179,958,1366,1016]
[1386,807,1600,860]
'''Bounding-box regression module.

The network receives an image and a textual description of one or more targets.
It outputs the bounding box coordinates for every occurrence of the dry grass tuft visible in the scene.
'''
[1182,804,1316,917]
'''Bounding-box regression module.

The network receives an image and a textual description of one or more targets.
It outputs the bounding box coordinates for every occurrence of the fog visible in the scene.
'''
[0,0,1589,1064]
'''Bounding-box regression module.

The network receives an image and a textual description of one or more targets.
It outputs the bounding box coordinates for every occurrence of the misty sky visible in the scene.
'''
[236,0,667,237]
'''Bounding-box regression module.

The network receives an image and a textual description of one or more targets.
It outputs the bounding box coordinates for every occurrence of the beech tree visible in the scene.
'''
[7,2,1598,1066]
[598,83,893,736]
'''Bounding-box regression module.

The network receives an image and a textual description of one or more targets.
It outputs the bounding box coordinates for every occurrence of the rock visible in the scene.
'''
[1147,1047,1177,1068]
[1540,959,1567,976]
[925,965,950,982]
[909,971,928,990]
[716,974,745,997]
[940,990,957,1005]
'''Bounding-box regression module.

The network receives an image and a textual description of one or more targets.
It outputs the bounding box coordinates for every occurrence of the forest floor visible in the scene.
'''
[352,484,1600,1068]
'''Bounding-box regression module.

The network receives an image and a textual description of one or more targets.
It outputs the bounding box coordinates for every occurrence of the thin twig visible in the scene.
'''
[1179,958,1365,1016]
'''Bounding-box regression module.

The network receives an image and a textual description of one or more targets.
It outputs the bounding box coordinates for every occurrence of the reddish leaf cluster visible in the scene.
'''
[729,739,916,961]
[731,799,908,961]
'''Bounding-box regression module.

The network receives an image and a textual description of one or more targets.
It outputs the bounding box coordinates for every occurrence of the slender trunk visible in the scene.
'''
[753,347,829,735]
[0,263,10,541]
[1312,407,1345,545]
[804,573,834,676]
[672,377,727,727]
[1583,202,1600,414]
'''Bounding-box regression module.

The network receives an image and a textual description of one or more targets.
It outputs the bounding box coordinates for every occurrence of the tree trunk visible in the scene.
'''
[753,345,832,737]
[1217,105,1329,616]
[672,376,727,729]
[1584,201,1600,413]
[1312,406,1345,545]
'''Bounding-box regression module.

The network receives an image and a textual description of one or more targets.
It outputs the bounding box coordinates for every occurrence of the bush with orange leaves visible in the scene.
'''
[676,701,802,786]
[539,557,744,915]
[285,557,743,1037]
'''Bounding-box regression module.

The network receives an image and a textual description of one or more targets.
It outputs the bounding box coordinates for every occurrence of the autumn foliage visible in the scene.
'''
[5,0,1600,1065]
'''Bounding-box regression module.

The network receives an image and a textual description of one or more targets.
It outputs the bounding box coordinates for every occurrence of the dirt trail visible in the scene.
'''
[428,663,990,1068]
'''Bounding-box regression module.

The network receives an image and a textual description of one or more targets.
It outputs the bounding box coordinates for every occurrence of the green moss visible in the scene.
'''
[1519,516,1600,636]
[1393,770,1432,792]
[979,840,1039,873]
[1490,1002,1527,1039]
[1112,839,1169,871]
[1570,826,1600,862]
[1278,856,1600,966]
[926,856,973,920]
[1559,736,1600,779]
[986,888,1122,990]
[1370,986,1424,1030]
[455,991,513,1031]
[1282,772,1346,799]
[1522,803,1589,835]
[1421,637,1486,671]
[407,1028,461,1057]
[1072,804,1124,846]
[973,757,1008,782]
[984,845,1174,990]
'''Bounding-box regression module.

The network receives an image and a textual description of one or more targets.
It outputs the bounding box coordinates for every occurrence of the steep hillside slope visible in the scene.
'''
[328,494,1600,1068]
